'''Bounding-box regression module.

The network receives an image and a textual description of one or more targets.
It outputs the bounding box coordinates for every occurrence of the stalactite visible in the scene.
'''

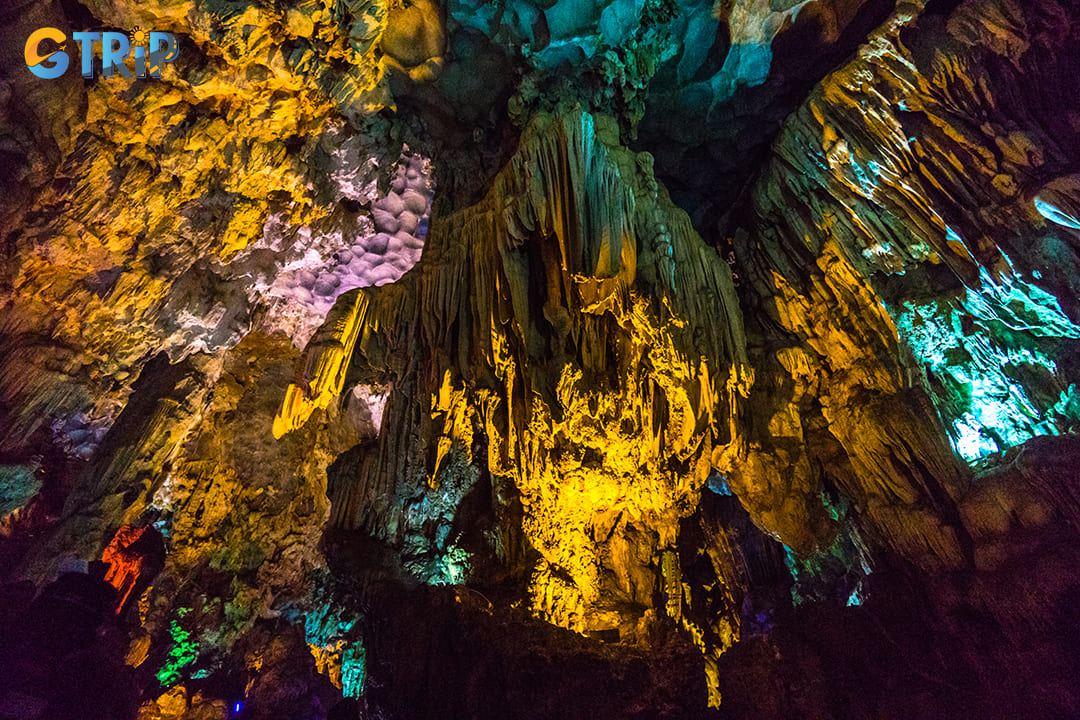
[277,108,751,644]
[273,291,371,439]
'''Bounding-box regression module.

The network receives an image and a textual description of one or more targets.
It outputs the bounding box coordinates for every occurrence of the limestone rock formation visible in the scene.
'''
[2,0,1080,718]
[278,109,750,646]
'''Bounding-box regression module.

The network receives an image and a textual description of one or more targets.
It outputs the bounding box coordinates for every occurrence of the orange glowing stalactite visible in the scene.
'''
[102,525,150,614]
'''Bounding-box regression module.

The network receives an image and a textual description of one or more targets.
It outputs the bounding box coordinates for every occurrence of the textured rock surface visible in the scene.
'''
[281,109,750,645]
[2,0,1080,717]
[0,0,427,461]
[728,0,1080,564]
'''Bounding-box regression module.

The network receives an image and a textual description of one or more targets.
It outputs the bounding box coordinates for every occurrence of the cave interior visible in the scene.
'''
[2,0,1080,718]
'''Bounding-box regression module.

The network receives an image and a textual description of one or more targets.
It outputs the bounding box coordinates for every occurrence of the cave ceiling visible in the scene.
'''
[2,0,1080,718]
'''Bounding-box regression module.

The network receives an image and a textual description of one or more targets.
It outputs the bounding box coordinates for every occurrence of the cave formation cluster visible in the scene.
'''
[2,0,1080,718]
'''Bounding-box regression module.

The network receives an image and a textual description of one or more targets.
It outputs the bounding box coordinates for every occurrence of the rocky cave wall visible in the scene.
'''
[2,0,1080,718]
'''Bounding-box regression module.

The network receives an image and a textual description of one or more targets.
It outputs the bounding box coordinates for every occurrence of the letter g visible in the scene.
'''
[25,27,70,79]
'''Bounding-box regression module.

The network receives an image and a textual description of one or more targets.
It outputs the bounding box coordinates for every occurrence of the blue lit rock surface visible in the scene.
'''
[731,0,1080,568]
[1035,175,1080,231]
[2,0,1080,718]
[0,463,42,529]
[638,0,897,226]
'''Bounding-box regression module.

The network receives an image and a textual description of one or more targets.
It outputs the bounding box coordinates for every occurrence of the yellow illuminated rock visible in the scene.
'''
[274,292,371,439]
[279,110,751,652]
